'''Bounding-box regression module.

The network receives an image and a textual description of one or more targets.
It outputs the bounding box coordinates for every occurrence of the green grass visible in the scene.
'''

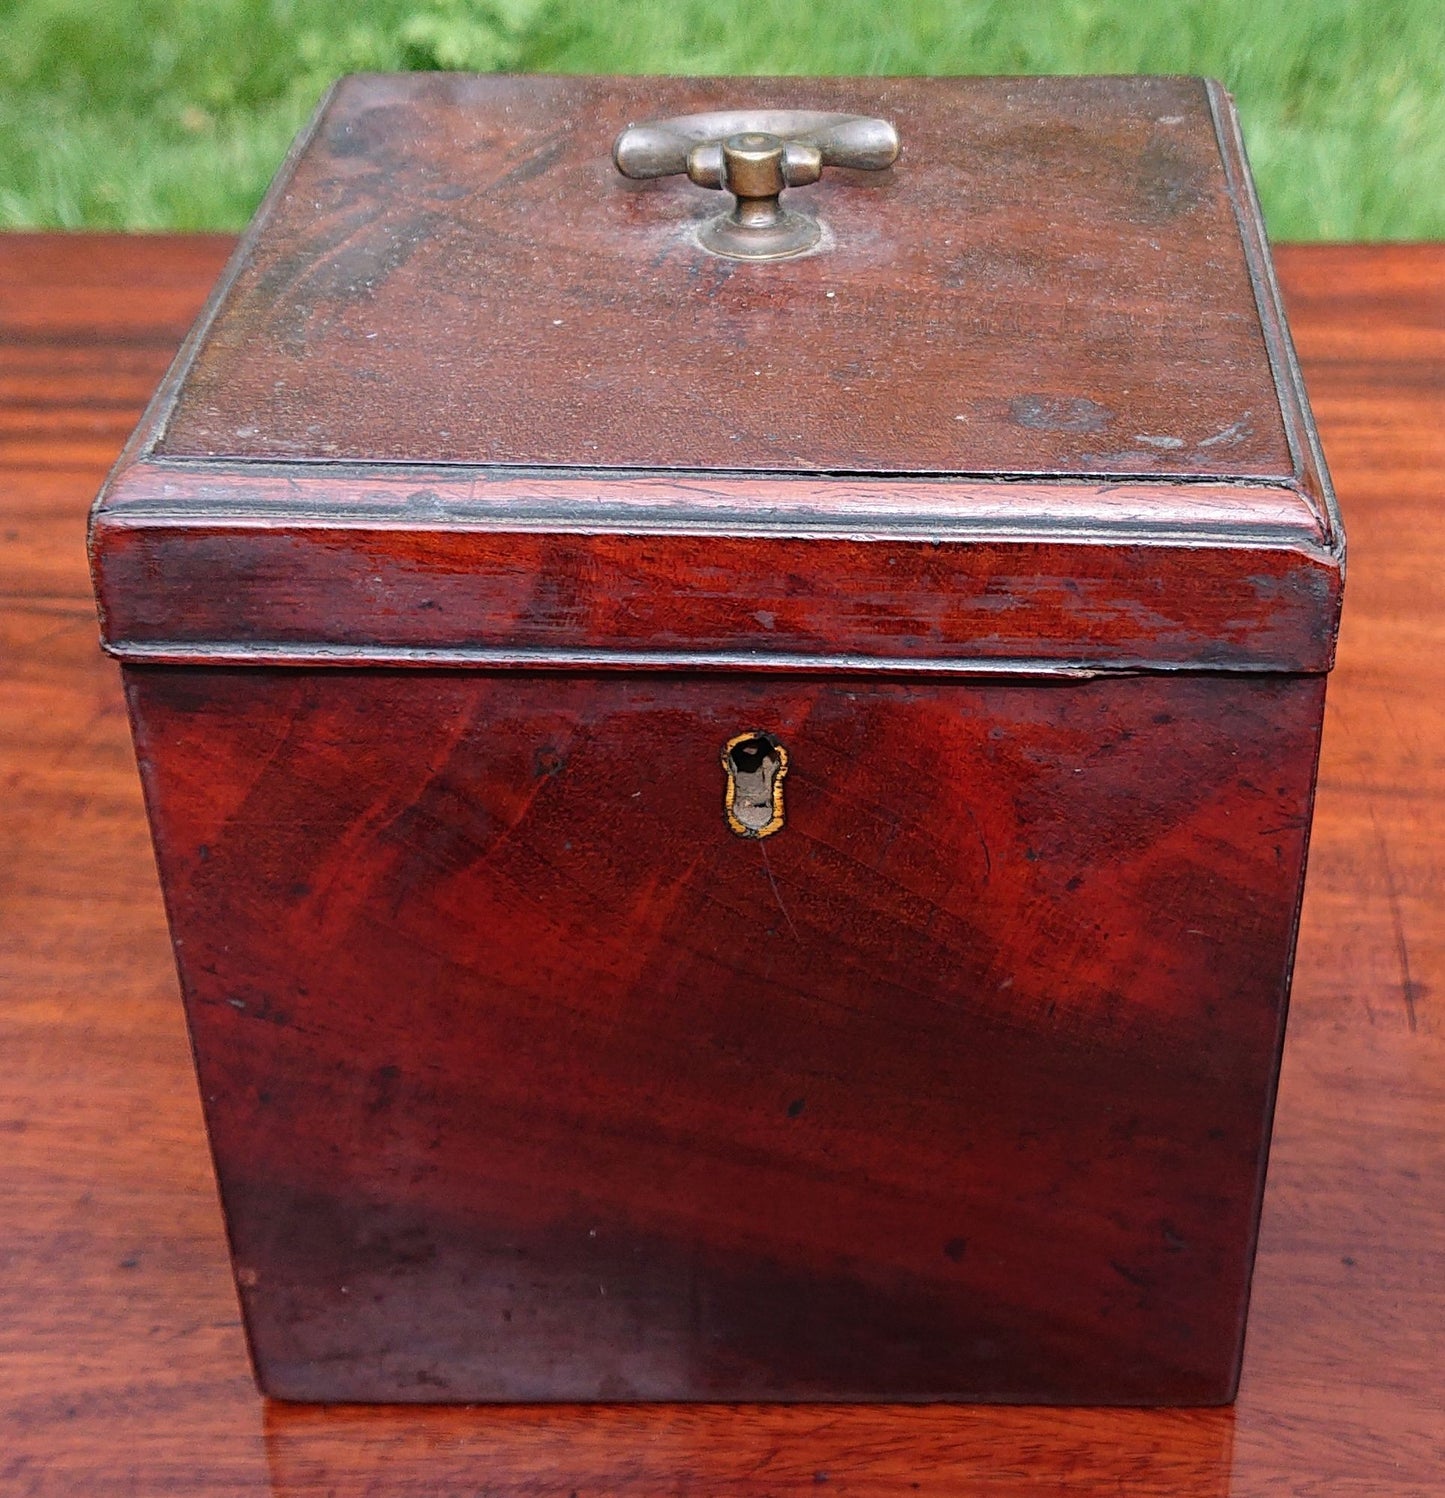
[1,0,1440,237]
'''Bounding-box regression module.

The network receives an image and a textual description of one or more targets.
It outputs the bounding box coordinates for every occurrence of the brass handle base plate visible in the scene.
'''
[698,203,820,261]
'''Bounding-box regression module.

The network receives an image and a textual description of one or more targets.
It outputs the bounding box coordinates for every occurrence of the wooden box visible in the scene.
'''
[88,74,1343,1404]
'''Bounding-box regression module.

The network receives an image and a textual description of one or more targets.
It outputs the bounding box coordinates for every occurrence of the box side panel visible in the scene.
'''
[95,512,1342,673]
[126,666,1325,1403]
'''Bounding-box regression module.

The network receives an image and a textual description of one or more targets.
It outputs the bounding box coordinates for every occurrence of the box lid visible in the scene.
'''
[90,73,1343,674]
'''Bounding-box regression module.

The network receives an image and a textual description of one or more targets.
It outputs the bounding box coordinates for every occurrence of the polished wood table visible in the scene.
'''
[2,236,1441,1495]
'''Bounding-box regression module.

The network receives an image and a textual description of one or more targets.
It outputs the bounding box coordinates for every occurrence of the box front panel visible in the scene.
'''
[127,667,1324,1403]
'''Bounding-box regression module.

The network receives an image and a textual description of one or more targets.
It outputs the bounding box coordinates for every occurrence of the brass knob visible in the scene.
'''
[613,109,900,261]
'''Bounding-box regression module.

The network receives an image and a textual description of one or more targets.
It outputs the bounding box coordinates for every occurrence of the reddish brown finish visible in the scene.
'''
[0,234,1440,1488]
[152,75,1303,482]
[94,522,1340,672]
[130,665,1323,1402]
[87,74,1342,675]
[79,75,1345,1406]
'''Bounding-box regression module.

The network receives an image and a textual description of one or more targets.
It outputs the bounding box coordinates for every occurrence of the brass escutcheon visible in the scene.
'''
[721,731,788,839]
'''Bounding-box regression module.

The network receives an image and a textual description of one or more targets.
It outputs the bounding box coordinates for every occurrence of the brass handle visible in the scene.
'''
[613,110,900,261]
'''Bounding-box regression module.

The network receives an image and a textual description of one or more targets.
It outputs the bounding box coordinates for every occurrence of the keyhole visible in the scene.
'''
[722,731,788,839]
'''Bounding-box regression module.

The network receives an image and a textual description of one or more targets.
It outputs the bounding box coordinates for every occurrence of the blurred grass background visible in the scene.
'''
[1,0,1440,238]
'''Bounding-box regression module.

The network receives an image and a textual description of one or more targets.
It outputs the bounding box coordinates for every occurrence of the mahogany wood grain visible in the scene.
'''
[151,76,1304,483]
[1,237,1441,1488]
[93,522,1341,671]
[86,76,1342,677]
[92,77,1343,1412]
[129,664,1324,1404]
